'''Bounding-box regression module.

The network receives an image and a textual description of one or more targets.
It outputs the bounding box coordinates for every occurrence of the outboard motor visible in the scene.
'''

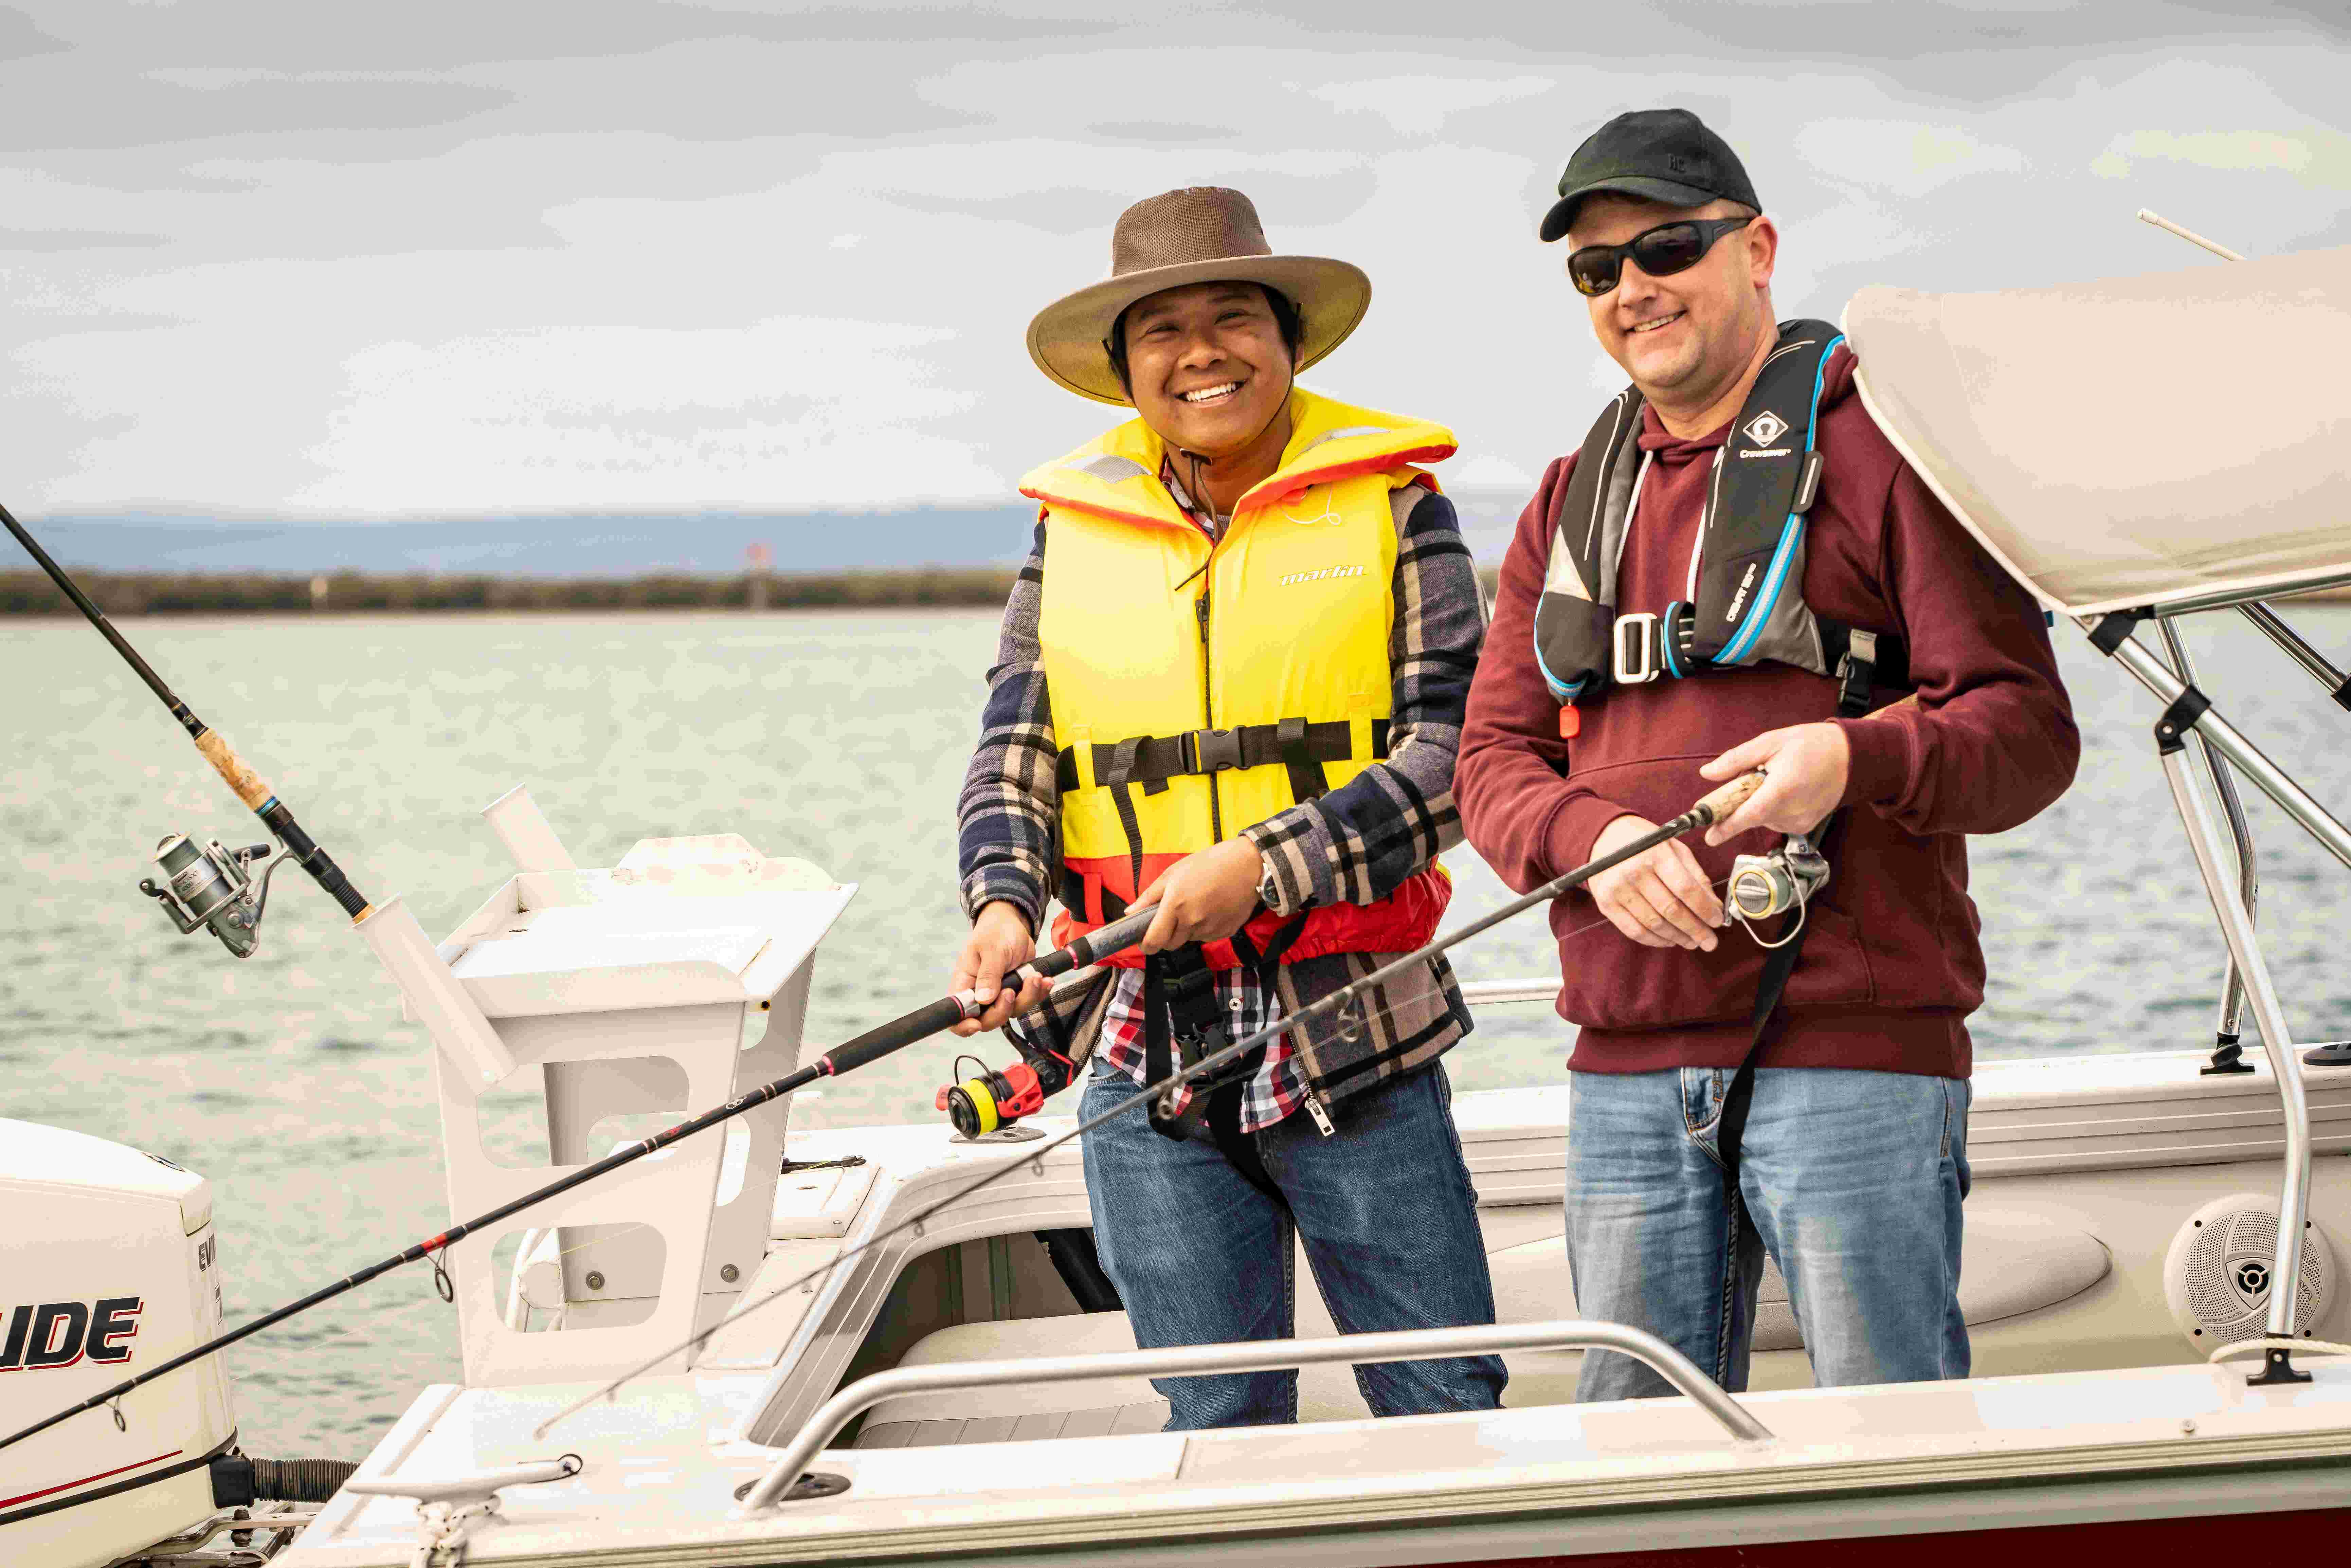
[0,1119,240,1568]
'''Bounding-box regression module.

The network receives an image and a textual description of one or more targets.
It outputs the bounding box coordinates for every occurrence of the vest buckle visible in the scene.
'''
[1833,627,1879,716]
[1187,727,1244,773]
[1612,612,1662,686]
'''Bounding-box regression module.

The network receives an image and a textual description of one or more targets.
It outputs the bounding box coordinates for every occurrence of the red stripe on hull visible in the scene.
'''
[1413,1506,2351,1565]
[0,1448,182,1509]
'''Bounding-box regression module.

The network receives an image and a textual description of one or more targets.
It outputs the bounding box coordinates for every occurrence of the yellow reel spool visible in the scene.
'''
[955,1077,1001,1136]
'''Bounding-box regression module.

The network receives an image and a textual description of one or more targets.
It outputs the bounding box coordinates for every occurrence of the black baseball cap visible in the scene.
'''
[1538,108,1761,243]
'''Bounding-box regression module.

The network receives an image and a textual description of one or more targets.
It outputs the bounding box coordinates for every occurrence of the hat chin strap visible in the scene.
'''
[1168,364,1297,507]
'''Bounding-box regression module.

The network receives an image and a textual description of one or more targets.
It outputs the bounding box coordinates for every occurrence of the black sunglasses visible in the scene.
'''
[1566,216,1755,298]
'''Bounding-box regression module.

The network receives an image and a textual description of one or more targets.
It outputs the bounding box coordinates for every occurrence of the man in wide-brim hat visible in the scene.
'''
[946,185,1505,1429]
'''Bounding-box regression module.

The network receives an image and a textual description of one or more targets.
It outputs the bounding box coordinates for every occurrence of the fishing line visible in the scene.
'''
[0,907,1161,1458]
[538,876,1741,1431]
[530,886,1732,1438]
[535,776,1765,1436]
[0,497,1761,1455]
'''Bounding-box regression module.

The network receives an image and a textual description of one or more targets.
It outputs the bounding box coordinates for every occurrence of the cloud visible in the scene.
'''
[1795,119,2031,196]
[2,62,512,153]
[0,226,166,252]
[2092,125,2351,190]
[292,315,1000,512]
[1306,74,1553,139]
[1,4,2348,520]
[1452,453,1534,489]
[810,132,1376,232]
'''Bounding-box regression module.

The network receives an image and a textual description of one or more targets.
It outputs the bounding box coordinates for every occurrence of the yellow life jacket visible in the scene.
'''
[1021,387,1457,970]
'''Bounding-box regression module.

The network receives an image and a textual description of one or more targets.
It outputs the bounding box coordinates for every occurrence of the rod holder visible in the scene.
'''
[481,786,578,873]
[356,895,516,1085]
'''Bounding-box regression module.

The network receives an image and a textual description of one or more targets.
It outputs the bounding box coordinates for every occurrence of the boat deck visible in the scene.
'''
[282,1355,2351,1565]
[276,1049,2351,1565]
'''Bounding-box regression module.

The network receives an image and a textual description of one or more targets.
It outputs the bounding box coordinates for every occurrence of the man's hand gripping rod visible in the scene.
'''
[533,768,1770,1441]
[0,905,1157,1459]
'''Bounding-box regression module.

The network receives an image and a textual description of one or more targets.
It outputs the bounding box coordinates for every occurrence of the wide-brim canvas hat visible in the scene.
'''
[1027,186,1371,405]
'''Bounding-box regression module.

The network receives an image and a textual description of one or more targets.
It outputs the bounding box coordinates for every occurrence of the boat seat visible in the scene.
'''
[852,1207,2107,1448]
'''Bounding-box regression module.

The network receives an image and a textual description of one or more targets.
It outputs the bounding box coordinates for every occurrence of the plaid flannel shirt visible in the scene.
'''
[957,467,1487,1127]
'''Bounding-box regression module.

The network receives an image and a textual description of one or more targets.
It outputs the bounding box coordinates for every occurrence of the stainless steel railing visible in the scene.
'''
[736,1317,1771,1512]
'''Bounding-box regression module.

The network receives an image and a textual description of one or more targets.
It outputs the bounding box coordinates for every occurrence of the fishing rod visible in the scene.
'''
[0,500,1163,1454]
[536,767,1768,1438]
[0,897,1160,1458]
[4,502,370,952]
[6,494,1764,1448]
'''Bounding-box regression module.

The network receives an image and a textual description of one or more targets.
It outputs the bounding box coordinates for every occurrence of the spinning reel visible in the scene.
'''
[1726,832,1830,940]
[138,833,295,959]
[937,1052,1070,1141]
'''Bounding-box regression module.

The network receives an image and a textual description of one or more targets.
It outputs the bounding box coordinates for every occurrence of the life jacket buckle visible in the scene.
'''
[1612,612,1662,686]
[1833,627,1880,716]
[1160,958,1231,1056]
[1186,727,1245,773]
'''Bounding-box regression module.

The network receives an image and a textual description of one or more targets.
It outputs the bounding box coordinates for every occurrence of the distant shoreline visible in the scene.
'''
[5,567,2342,617]
[0,567,1026,615]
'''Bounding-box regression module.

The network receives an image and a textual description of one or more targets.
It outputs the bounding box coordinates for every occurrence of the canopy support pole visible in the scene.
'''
[2157,736,2314,1384]
[2154,619,2259,1074]
[2086,618,2351,871]
[2234,601,2351,712]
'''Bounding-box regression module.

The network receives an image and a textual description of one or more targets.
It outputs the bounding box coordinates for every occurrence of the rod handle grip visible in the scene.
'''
[194,728,274,811]
[1693,769,1766,826]
[1031,906,1156,979]
[826,995,972,1076]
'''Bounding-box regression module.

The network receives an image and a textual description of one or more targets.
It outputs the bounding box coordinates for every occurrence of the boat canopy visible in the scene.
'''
[1843,243,2351,617]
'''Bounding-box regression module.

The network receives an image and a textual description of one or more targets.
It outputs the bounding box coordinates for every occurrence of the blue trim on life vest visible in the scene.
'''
[1713,332,1843,668]
[1661,602,1686,678]
[1717,519,1804,665]
[1535,639,1588,702]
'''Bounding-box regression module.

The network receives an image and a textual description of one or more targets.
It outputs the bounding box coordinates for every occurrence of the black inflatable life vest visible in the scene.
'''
[1532,320,1905,724]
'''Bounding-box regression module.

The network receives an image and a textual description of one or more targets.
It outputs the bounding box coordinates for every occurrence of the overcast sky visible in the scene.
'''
[2,0,2346,520]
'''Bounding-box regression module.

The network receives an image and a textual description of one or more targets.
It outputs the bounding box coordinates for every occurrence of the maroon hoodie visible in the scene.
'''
[1458,347,2079,1079]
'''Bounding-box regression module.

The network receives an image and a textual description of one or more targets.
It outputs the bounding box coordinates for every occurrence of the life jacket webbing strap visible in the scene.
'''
[1141,941,1287,1202]
[1275,716,1327,803]
[1103,736,1147,897]
[1055,718,1388,797]
[1716,632,1876,1177]
[1600,608,1910,707]
[1063,865,1124,925]
[1714,806,1852,1183]
[1834,628,1882,717]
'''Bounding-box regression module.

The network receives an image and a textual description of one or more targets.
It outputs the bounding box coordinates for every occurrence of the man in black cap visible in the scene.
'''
[1458,110,2077,1399]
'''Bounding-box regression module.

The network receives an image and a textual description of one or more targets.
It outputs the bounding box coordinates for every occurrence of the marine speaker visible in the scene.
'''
[2163,1193,2335,1351]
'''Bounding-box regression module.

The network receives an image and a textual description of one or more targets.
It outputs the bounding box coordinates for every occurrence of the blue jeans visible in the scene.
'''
[1079,1059,1507,1430]
[1565,1066,1970,1400]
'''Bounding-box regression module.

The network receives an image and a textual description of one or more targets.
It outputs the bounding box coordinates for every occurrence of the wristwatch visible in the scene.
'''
[1256,852,1284,913]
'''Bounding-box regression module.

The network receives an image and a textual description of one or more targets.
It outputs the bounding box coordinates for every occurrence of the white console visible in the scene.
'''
[368,788,854,1386]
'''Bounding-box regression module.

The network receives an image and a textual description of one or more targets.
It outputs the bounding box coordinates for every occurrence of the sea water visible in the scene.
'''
[4,605,2348,1456]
